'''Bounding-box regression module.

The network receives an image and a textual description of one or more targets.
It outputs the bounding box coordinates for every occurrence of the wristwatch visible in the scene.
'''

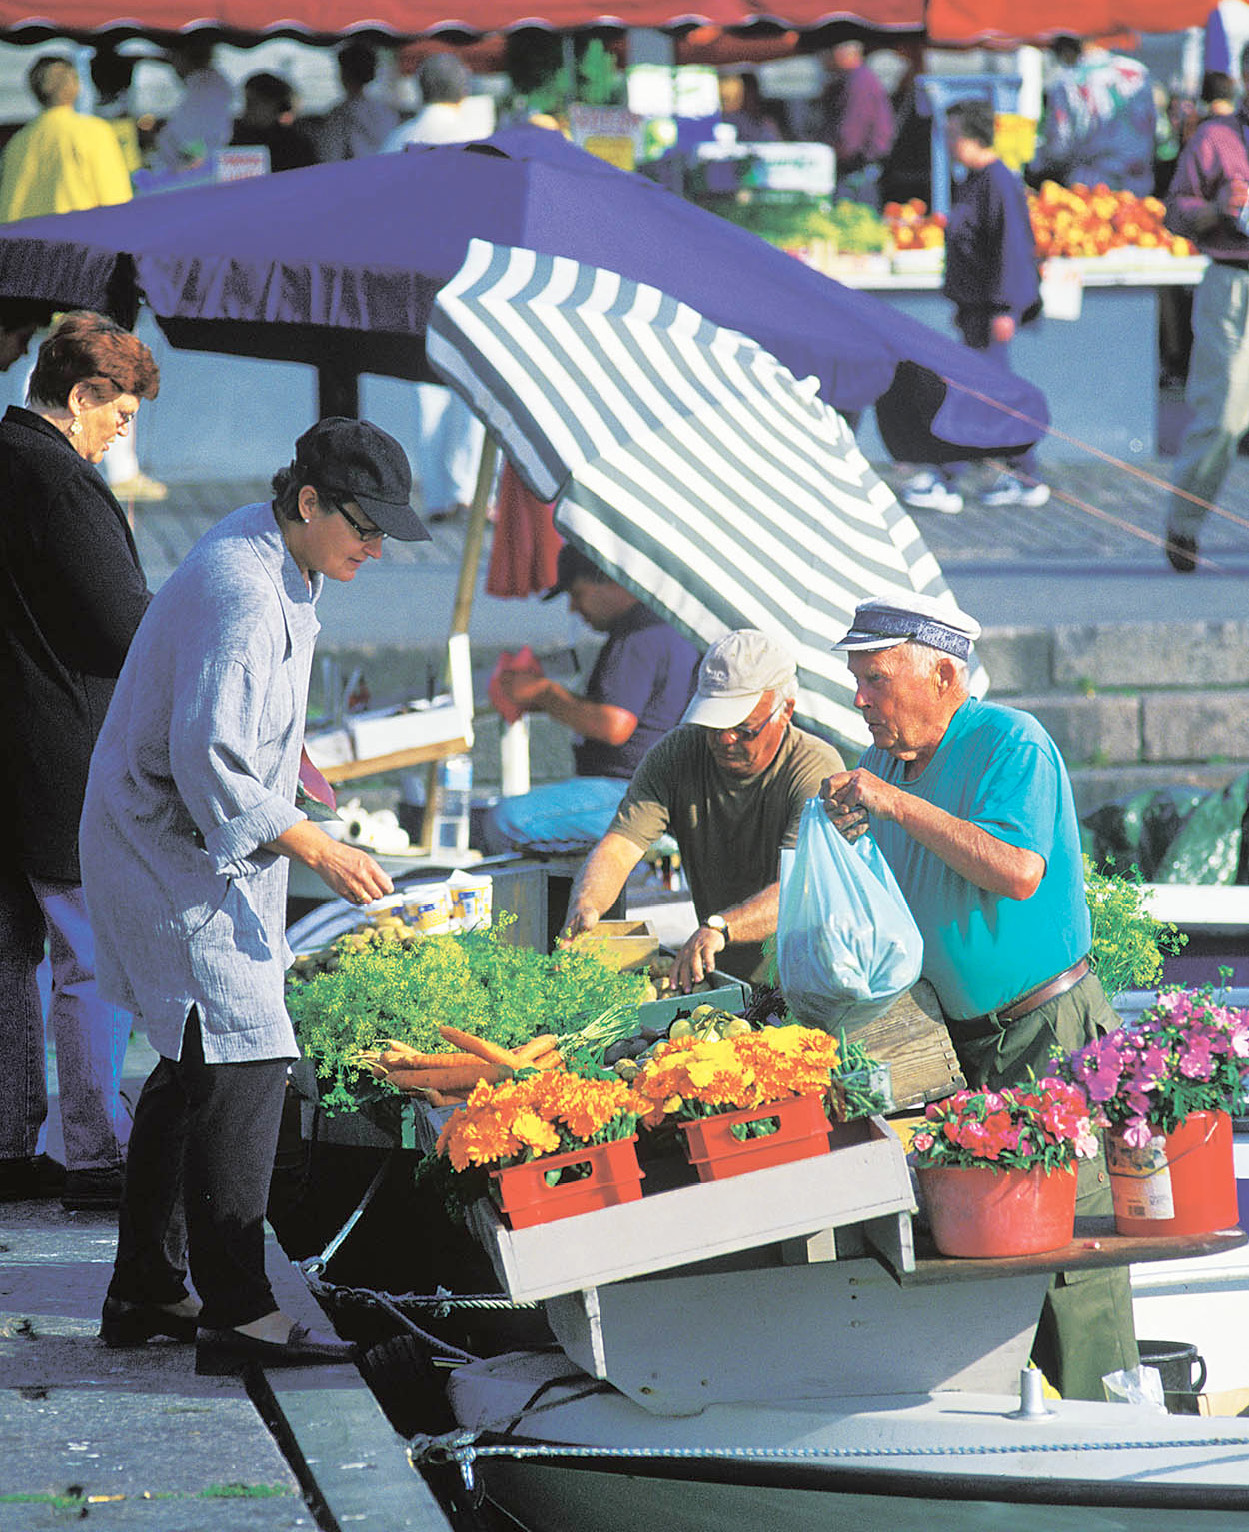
[704,914,731,944]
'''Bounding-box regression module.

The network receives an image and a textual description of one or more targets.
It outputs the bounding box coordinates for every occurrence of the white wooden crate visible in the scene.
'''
[465,1115,915,1303]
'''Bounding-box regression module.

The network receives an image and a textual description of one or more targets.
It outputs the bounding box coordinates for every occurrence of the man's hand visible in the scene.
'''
[990,313,1016,345]
[670,923,726,992]
[821,768,898,840]
[495,666,549,714]
[559,897,600,946]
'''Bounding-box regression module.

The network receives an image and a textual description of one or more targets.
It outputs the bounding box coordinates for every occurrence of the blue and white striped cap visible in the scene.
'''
[832,594,981,661]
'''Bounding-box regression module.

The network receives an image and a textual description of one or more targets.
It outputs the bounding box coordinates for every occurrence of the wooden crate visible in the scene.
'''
[465,1115,915,1303]
[844,979,965,1111]
[569,919,659,972]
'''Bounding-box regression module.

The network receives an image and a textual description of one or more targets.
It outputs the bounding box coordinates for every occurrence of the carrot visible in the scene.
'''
[512,1033,559,1062]
[528,1048,564,1071]
[379,1041,479,1069]
[438,1025,520,1072]
[423,1088,471,1108]
[385,1063,501,1092]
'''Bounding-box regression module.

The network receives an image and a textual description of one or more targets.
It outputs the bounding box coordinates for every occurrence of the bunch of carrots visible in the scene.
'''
[355,1025,564,1108]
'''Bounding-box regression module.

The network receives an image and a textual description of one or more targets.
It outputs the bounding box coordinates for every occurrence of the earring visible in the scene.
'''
[69,419,82,437]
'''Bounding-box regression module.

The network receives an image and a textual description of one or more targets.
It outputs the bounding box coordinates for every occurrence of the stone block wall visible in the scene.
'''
[978,621,1249,819]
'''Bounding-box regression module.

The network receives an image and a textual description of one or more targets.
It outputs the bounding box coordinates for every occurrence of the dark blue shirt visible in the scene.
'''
[943,156,1039,321]
[574,603,700,780]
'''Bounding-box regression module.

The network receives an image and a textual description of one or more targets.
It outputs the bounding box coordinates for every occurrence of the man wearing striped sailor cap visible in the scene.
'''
[822,591,1138,1402]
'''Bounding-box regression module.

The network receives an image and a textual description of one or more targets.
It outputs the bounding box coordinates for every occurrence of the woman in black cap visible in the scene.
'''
[81,418,428,1370]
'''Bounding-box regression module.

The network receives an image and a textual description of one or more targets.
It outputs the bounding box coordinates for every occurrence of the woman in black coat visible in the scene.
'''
[0,310,159,1211]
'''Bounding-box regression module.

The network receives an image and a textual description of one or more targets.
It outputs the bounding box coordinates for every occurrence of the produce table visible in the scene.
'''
[888,1217,1247,1287]
[842,255,1205,467]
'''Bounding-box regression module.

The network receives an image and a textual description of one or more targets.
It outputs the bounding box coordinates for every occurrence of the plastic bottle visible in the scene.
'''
[434,754,473,855]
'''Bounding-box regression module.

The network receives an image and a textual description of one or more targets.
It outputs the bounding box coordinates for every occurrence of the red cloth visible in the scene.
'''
[487,460,563,598]
[488,645,545,726]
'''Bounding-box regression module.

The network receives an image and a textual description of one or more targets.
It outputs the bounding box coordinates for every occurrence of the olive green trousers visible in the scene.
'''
[947,971,1140,1401]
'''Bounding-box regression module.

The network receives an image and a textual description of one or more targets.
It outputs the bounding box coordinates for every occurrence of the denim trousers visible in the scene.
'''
[109,1009,290,1331]
[0,861,129,1171]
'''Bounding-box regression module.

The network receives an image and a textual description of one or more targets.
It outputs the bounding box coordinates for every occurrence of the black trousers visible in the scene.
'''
[108,1008,289,1331]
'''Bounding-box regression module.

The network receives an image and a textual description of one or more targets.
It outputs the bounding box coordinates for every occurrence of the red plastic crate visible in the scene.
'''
[680,1094,833,1182]
[490,1136,644,1230]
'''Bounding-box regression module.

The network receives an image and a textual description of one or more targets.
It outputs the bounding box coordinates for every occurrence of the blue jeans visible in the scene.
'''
[0,863,130,1171]
[483,778,629,856]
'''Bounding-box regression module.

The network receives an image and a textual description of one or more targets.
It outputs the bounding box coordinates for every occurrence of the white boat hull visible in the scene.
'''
[447,1353,1249,1532]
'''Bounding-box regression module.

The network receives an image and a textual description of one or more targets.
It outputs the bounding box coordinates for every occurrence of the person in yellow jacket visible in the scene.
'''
[0,55,132,222]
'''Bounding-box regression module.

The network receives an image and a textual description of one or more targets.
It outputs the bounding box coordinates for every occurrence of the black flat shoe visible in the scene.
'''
[195,1321,358,1375]
[1164,531,1199,574]
[0,1154,66,1202]
[100,1295,200,1348]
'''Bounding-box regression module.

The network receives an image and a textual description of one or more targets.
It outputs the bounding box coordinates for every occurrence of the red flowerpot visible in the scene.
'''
[1108,1109,1238,1238]
[490,1136,643,1230]
[679,1094,832,1182]
[917,1162,1078,1258]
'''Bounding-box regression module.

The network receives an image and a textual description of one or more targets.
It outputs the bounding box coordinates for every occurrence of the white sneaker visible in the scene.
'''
[980,472,1051,509]
[900,470,963,515]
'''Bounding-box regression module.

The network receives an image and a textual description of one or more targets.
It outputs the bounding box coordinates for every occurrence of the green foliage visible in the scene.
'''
[1085,855,1186,999]
[286,916,648,1113]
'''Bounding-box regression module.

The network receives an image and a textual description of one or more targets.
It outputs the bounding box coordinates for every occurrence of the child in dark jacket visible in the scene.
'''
[901,97,1049,514]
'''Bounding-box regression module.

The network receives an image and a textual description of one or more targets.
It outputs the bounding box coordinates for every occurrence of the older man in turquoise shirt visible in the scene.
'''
[821,591,1137,1402]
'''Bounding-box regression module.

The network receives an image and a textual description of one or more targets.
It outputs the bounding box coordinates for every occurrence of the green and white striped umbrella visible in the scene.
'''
[429,238,985,751]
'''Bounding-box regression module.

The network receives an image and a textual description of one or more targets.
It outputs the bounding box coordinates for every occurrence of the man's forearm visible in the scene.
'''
[888,794,1044,900]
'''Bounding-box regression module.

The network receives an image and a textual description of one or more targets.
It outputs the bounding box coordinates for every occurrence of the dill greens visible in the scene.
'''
[286,914,648,1113]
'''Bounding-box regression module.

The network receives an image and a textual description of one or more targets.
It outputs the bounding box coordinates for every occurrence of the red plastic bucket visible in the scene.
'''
[1108,1109,1238,1237]
[917,1162,1077,1258]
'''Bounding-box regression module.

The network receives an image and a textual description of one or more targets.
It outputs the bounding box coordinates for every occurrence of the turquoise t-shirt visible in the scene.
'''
[861,697,1090,1021]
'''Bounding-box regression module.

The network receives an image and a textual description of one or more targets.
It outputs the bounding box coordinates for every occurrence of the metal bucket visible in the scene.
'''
[1138,1338,1207,1412]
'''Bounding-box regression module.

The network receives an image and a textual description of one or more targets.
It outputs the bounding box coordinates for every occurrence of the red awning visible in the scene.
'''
[0,0,922,41]
[924,0,1208,44]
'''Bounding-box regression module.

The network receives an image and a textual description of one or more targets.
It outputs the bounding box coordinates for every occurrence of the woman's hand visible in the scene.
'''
[313,839,395,905]
[267,820,394,904]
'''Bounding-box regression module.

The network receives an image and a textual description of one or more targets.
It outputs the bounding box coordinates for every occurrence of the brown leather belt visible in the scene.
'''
[967,957,1091,1029]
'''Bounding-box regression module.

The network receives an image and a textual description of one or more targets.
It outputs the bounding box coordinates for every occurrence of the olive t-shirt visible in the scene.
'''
[610,723,845,978]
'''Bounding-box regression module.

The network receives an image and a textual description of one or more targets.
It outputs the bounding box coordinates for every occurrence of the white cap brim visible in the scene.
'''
[682,688,766,729]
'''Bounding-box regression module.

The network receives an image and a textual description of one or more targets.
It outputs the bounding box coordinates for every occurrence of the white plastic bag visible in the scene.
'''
[777,797,923,1031]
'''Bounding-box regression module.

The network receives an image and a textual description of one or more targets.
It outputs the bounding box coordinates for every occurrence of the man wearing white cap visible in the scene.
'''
[823,591,1137,1400]
[563,630,844,989]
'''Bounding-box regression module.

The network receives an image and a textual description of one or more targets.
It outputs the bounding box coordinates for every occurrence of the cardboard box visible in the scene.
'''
[569,919,659,972]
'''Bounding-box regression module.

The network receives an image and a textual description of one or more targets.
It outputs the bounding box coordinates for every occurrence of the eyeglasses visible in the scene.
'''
[721,703,782,743]
[334,500,386,543]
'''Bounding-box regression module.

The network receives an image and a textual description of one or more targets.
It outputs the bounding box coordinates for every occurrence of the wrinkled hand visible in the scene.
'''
[316,838,394,905]
[670,924,726,993]
[821,768,895,841]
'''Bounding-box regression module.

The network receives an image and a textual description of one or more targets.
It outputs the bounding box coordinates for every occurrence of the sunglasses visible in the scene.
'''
[721,702,782,742]
[334,500,386,543]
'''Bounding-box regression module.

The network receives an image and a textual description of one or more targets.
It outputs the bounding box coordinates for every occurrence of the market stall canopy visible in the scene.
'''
[0,126,1045,463]
[0,0,922,41]
[428,238,986,749]
[924,0,1209,45]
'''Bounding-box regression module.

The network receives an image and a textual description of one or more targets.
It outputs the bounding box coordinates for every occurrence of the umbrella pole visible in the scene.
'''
[317,366,360,420]
[414,433,499,853]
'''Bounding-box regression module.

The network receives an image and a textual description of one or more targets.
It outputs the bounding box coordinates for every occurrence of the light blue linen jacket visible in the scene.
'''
[81,502,320,1063]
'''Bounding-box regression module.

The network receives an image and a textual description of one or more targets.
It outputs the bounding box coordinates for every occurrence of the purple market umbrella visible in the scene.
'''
[0,126,1047,459]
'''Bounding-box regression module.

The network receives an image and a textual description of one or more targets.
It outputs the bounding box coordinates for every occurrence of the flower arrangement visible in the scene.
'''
[1057,986,1249,1146]
[630,1024,843,1131]
[435,1070,644,1173]
[909,1078,1100,1173]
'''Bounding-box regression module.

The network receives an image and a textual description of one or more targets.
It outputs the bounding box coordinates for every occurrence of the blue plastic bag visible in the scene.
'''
[777,798,923,1031]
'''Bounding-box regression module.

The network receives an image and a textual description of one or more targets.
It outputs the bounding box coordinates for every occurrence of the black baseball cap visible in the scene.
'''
[293,417,429,542]
[542,543,604,600]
